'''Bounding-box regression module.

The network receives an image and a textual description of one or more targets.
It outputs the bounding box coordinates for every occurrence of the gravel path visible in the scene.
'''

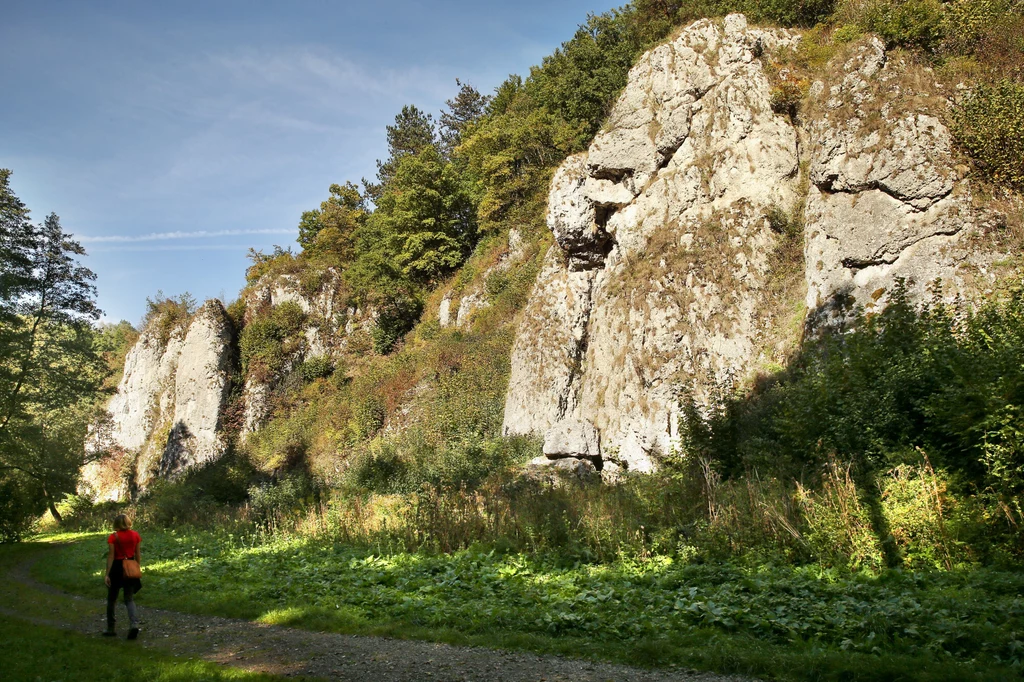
[6,547,757,682]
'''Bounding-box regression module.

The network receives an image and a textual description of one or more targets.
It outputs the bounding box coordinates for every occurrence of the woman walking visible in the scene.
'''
[103,513,142,639]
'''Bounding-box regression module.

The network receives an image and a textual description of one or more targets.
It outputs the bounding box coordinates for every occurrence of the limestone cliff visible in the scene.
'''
[503,15,1004,475]
[238,269,370,440]
[81,300,234,500]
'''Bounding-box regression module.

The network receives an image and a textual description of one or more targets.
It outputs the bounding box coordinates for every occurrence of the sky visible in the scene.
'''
[1,0,618,325]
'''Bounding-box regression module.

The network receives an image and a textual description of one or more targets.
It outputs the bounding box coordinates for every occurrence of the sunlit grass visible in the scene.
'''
[25,530,1024,681]
[0,614,313,682]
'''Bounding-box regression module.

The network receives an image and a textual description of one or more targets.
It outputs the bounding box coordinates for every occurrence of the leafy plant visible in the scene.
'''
[952,80,1024,192]
[239,301,307,383]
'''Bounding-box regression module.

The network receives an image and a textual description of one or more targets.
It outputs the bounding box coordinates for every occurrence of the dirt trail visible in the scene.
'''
[5,547,756,682]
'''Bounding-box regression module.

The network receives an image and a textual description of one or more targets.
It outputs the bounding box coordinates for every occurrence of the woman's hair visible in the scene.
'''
[113,514,132,531]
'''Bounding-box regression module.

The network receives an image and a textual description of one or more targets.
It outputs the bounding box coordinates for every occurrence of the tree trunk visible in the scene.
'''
[43,487,63,525]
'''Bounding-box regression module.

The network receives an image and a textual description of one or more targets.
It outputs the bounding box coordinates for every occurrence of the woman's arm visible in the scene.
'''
[104,544,114,587]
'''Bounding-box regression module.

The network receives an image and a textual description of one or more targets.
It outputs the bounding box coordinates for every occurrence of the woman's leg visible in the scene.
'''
[105,583,119,633]
[123,584,139,629]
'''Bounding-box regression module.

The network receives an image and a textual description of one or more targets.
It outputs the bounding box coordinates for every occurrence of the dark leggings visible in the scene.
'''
[106,582,138,629]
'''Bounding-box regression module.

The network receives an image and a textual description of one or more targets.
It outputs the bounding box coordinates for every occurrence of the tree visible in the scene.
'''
[296,181,367,260]
[0,173,107,532]
[458,93,582,234]
[364,105,437,202]
[439,80,491,158]
[0,170,33,333]
[368,145,477,285]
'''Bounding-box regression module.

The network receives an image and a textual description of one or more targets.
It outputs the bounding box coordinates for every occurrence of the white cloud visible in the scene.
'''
[88,243,266,253]
[81,228,296,243]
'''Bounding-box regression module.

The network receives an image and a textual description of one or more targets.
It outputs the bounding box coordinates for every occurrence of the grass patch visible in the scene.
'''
[0,617,306,682]
[0,541,313,682]
[31,532,1024,681]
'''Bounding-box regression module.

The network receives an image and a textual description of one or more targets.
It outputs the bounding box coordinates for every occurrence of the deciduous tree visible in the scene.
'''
[297,181,367,261]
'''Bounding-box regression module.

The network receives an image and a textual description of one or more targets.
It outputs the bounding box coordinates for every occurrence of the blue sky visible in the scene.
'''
[1,0,618,325]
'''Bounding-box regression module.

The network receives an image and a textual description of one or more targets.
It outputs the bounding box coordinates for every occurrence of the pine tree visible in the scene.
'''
[0,172,106,532]
[439,79,490,158]
[364,105,437,202]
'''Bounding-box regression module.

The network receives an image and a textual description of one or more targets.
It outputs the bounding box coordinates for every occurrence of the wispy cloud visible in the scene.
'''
[88,243,264,253]
[80,228,296,243]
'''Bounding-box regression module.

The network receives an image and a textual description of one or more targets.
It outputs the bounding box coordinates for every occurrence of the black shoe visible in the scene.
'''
[127,626,139,640]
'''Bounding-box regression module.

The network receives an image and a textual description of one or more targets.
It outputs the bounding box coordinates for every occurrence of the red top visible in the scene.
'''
[108,529,141,560]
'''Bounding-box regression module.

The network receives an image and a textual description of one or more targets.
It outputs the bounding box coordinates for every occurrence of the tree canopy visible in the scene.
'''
[0,170,108,537]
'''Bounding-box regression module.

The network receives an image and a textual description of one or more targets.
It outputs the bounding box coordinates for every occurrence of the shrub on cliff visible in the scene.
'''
[953,80,1024,193]
[239,301,307,384]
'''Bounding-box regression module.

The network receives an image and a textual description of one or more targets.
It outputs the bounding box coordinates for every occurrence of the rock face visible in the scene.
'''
[803,38,981,325]
[81,301,234,500]
[438,228,527,330]
[244,271,345,358]
[504,16,999,474]
[159,302,235,479]
[239,270,358,439]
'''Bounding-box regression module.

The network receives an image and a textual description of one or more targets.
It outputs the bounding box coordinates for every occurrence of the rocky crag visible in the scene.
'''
[82,301,234,500]
[83,273,362,500]
[238,270,357,441]
[503,15,1004,476]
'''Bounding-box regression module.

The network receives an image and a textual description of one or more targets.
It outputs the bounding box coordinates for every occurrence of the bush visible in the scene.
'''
[50,496,125,532]
[348,442,410,494]
[679,282,1024,560]
[300,355,334,382]
[864,0,947,51]
[797,463,884,570]
[239,301,307,383]
[345,433,536,495]
[244,404,315,474]
[244,245,299,284]
[0,471,42,542]
[248,474,312,524]
[941,0,1021,56]
[952,80,1024,192]
[138,480,222,528]
[142,291,196,346]
[371,294,423,354]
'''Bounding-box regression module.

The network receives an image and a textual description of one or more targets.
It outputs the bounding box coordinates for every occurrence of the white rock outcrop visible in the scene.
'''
[505,16,802,472]
[239,270,352,438]
[81,301,234,499]
[158,302,234,480]
[803,41,980,324]
[504,16,999,474]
